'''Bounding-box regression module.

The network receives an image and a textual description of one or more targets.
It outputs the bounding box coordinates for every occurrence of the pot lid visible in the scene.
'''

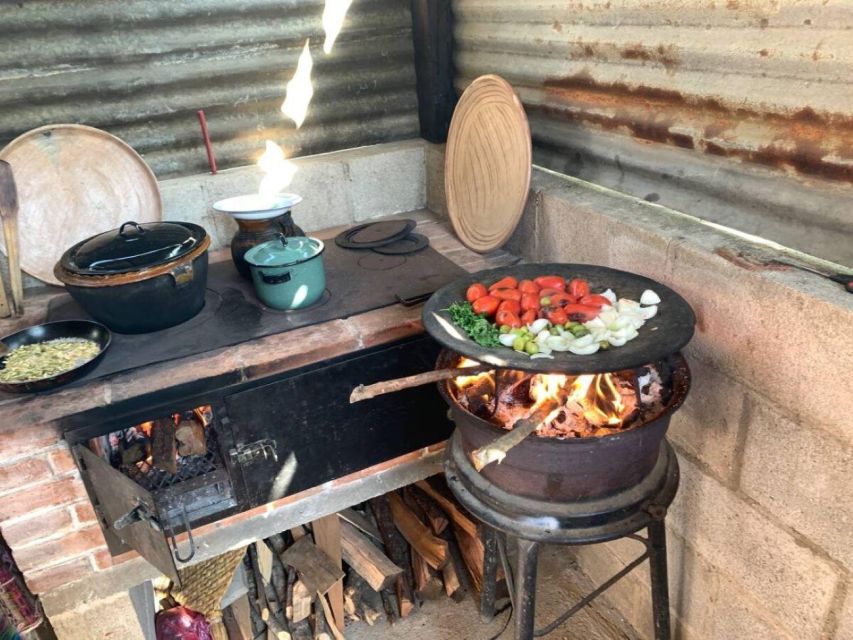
[60,221,207,276]
[244,235,324,268]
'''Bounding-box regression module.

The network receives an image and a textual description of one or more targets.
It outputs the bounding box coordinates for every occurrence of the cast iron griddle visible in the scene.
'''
[334,219,416,249]
[422,263,695,374]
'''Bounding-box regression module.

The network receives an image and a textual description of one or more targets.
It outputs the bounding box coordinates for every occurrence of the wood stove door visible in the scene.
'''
[223,335,452,508]
[76,446,183,586]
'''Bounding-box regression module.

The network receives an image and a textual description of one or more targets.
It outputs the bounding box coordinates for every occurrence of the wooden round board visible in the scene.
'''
[445,75,531,254]
[0,124,162,285]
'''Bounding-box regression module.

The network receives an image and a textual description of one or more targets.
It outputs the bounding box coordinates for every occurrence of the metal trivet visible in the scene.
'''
[445,433,679,640]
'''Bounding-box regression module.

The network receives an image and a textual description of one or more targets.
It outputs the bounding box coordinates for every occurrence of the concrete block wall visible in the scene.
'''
[426,144,852,638]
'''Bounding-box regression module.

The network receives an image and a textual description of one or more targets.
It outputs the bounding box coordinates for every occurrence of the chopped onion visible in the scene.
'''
[569,342,600,355]
[498,333,517,347]
[572,334,595,348]
[530,353,554,359]
[529,319,549,334]
[602,289,617,305]
[617,298,640,312]
[640,289,661,305]
[639,305,658,320]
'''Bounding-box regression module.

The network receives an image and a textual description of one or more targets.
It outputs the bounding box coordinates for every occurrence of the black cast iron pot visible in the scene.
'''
[437,350,691,502]
[54,221,210,334]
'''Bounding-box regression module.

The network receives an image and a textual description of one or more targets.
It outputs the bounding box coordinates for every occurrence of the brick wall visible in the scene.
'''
[0,434,112,595]
[500,168,852,639]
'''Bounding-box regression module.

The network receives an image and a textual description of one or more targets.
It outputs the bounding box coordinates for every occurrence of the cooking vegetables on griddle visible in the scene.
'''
[453,273,660,358]
[0,338,101,383]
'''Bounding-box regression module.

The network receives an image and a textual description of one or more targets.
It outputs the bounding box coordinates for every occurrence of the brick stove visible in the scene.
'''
[0,216,518,637]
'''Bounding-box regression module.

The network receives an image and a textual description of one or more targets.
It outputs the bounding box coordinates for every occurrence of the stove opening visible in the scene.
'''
[449,356,672,439]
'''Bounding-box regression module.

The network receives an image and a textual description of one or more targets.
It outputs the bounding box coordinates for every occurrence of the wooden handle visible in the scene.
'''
[0,161,22,316]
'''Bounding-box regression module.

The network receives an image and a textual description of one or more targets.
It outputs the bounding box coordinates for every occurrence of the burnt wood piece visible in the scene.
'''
[410,0,456,142]
[349,365,492,403]
[175,413,206,457]
[280,535,345,596]
[471,394,566,471]
[248,544,290,639]
[411,550,443,600]
[340,520,403,592]
[151,417,177,474]
[423,263,696,374]
[415,479,479,538]
[344,573,384,625]
[406,485,450,535]
[388,492,448,570]
[370,495,416,617]
[311,515,345,634]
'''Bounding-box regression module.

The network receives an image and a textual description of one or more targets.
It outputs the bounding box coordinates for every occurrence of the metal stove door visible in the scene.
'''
[76,446,183,586]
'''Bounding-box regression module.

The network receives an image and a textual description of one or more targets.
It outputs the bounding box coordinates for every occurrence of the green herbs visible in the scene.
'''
[448,302,501,348]
[0,338,101,383]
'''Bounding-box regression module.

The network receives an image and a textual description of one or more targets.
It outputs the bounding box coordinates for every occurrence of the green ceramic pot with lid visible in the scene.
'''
[243,235,326,310]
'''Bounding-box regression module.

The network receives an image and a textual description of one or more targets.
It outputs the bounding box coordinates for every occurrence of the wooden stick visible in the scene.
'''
[369,496,416,617]
[311,515,345,634]
[405,486,449,536]
[317,591,345,640]
[387,492,448,570]
[150,418,177,474]
[470,395,565,471]
[349,365,492,403]
[415,480,478,539]
[338,508,382,544]
[197,109,217,175]
[0,161,22,317]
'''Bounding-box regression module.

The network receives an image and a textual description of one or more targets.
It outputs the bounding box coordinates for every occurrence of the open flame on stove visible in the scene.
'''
[453,360,636,437]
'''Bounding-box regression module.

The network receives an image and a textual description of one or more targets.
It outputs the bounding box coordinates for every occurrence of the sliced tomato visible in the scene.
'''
[521,309,537,325]
[466,283,487,303]
[491,288,522,302]
[472,295,499,316]
[496,309,522,328]
[564,303,600,322]
[579,294,612,308]
[546,308,568,325]
[534,276,566,290]
[489,276,518,291]
[518,279,540,294]
[568,278,590,298]
[498,299,521,315]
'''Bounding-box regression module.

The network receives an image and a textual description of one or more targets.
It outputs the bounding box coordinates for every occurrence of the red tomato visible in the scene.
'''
[520,293,540,312]
[521,309,537,325]
[534,276,566,290]
[489,276,518,291]
[579,294,612,308]
[518,279,540,294]
[472,295,499,316]
[498,299,521,315]
[492,288,522,302]
[539,287,562,297]
[549,293,575,308]
[564,303,600,322]
[466,283,487,303]
[568,278,590,298]
[546,308,568,325]
[496,309,521,328]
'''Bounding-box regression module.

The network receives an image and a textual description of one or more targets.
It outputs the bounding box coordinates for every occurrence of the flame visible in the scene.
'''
[454,358,492,390]
[281,39,314,128]
[322,0,353,54]
[529,374,569,406]
[568,374,626,426]
[257,140,298,198]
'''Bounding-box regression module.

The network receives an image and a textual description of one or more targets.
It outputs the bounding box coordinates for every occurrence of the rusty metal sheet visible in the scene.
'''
[0,0,419,177]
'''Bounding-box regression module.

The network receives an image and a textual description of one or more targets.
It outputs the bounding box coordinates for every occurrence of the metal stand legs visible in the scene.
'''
[480,526,499,622]
[514,538,540,640]
[648,519,671,640]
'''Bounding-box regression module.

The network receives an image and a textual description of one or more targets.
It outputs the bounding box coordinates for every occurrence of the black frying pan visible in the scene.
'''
[0,320,111,393]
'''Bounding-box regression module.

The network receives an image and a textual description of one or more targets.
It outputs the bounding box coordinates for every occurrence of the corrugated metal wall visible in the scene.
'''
[454,0,852,184]
[0,0,419,177]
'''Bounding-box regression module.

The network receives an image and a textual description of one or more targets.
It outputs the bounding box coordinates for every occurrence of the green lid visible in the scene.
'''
[244,235,324,268]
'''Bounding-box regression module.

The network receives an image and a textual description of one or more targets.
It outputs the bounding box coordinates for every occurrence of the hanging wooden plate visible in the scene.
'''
[0,124,162,285]
[445,75,531,254]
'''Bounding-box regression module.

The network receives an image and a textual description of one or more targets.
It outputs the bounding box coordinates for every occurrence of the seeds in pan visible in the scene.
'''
[0,338,101,383]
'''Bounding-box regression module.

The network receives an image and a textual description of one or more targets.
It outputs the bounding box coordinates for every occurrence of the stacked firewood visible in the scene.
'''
[217,476,496,639]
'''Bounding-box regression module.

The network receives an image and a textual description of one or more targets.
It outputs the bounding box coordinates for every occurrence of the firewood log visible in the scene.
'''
[175,412,206,457]
[415,479,479,538]
[387,492,448,570]
[405,486,449,535]
[340,520,403,591]
[370,495,416,617]
[411,550,443,600]
[151,418,177,474]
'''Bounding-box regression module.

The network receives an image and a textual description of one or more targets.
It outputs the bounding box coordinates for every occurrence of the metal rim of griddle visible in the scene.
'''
[334,219,416,249]
[371,233,429,255]
[422,263,696,374]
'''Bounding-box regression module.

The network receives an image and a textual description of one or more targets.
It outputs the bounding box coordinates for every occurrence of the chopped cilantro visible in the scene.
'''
[448,302,501,348]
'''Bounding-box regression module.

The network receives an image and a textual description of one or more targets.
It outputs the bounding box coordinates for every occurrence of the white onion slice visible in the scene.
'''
[529,319,549,334]
[498,333,517,347]
[569,342,600,355]
[639,305,658,320]
[640,289,661,305]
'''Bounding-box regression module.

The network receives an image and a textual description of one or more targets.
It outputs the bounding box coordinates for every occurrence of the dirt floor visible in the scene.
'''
[346,545,640,640]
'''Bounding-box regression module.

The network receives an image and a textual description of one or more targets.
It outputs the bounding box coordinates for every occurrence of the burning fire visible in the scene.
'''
[454,362,635,437]
[281,39,314,128]
[258,140,298,198]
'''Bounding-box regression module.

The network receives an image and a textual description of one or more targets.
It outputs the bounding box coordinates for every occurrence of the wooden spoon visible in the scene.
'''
[0,161,23,316]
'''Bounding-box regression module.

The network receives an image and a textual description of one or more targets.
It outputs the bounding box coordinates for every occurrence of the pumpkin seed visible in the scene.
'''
[0,338,101,383]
